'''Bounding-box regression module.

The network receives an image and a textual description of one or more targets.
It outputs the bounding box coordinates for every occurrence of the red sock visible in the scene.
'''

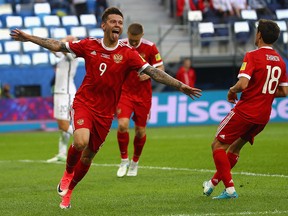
[213,149,234,188]
[227,152,239,168]
[66,144,82,173]
[132,135,146,162]
[69,160,91,190]
[117,131,129,159]
[211,152,239,186]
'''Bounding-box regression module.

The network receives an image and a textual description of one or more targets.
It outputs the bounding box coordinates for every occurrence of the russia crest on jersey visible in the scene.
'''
[113,54,123,63]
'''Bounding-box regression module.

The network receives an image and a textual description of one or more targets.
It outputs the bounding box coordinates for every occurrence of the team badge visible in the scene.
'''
[240,62,247,71]
[113,54,123,63]
[77,119,84,125]
[140,53,146,59]
[155,53,161,61]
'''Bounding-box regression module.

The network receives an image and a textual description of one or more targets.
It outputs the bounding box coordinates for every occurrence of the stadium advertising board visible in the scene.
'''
[0,91,287,132]
[147,91,288,126]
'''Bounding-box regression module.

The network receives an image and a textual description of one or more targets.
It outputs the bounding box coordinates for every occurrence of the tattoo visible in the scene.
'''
[30,36,69,52]
[143,65,182,90]
[60,42,69,53]
[177,81,183,89]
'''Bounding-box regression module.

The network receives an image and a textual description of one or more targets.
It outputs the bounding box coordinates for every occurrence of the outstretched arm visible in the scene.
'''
[139,64,164,81]
[142,65,202,100]
[10,28,69,53]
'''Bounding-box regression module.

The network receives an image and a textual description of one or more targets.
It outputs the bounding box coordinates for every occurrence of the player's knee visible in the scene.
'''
[118,124,128,133]
[73,140,88,151]
[57,120,70,131]
[135,127,146,138]
[59,125,67,132]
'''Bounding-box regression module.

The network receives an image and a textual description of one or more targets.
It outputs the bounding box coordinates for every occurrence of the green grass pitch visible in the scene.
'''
[0,123,287,216]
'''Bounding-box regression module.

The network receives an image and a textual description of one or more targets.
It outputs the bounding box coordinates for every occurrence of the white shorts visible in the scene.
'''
[53,93,75,120]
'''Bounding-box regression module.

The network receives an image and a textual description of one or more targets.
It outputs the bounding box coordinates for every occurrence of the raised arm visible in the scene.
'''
[142,65,202,100]
[10,28,69,53]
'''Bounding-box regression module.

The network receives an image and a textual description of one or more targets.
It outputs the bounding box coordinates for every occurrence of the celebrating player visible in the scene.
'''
[116,23,164,177]
[203,19,288,199]
[10,7,202,209]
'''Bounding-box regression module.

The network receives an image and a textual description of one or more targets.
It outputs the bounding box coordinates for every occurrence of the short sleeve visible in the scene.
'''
[66,38,88,58]
[150,44,163,68]
[238,52,253,80]
[128,49,149,73]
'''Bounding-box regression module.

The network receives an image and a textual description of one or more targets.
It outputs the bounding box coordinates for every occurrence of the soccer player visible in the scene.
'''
[47,36,79,163]
[116,23,164,177]
[202,19,288,199]
[10,7,202,209]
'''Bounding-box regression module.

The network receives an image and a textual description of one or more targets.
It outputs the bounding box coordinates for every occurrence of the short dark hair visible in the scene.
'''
[257,19,280,44]
[101,7,123,23]
[128,23,144,35]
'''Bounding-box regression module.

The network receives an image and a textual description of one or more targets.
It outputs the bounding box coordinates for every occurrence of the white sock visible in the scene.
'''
[66,125,73,135]
[226,187,236,194]
[58,131,70,156]
[208,180,215,188]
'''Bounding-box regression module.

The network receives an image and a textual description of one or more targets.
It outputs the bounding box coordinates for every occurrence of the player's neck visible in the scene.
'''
[258,40,273,49]
[103,38,118,48]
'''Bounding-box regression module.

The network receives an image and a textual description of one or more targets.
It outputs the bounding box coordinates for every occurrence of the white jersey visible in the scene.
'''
[54,52,78,94]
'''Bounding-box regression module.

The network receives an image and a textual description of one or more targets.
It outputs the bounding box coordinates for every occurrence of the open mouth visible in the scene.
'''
[112,29,120,40]
[112,29,120,34]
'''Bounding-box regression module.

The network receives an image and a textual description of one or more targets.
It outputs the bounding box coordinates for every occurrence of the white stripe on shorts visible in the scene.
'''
[215,110,235,137]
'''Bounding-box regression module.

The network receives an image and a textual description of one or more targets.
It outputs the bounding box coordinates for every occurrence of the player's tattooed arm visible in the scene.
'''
[10,28,70,52]
[143,65,202,99]
[143,65,183,90]
[31,37,69,52]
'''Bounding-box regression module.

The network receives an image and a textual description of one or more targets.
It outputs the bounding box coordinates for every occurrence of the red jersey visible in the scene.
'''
[66,38,149,118]
[175,66,196,88]
[120,38,163,102]
[234,46,288,124]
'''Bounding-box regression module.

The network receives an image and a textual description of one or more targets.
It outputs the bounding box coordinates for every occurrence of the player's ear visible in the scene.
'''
[101,22,105,30]
[258,32,262,40]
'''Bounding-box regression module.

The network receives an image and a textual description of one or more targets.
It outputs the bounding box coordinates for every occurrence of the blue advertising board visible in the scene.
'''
[1,91,287,132]
[147,91,288,127]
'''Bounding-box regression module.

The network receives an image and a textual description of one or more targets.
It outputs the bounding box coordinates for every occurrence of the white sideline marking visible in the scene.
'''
[1,159,288,178]
[169,210,288,216]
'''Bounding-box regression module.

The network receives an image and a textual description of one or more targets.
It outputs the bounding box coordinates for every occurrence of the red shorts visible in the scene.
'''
[116,96,151,127]
[216,110,266,145]
[71,103,113,153]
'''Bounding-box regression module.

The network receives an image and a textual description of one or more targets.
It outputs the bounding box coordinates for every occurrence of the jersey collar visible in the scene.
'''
[127,38,142,49]
[259,46,273,50]
[101,38,119,51]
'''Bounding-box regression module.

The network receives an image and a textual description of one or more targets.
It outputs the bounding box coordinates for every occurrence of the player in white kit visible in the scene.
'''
[47,36,79,163]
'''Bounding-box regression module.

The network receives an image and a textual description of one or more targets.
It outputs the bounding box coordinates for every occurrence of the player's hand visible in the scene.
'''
[10,29,30,42]
[139,74,150,81]
[227,89,238,104]
[179,84,202,100]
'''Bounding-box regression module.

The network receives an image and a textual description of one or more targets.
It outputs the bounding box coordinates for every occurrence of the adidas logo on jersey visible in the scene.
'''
[219,134,225,139]
[90,51,97,55]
